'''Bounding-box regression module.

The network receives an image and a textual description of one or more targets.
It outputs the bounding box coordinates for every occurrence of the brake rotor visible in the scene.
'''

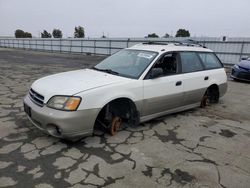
[110,117,122,136]
[201,95,209,108]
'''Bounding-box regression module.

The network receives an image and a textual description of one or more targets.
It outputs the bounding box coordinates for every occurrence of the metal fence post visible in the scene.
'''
[127,38,130,48]
[239,42,245,60]
[51,39,53,52]
[109,40,111,55]
[70,40,72,53]
[60,39,62,53]
[81,40,83,53]
[94,40,96,55]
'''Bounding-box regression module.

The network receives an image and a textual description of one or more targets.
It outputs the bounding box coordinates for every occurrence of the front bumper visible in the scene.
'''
[231,67,250,82]
[23,95,100,139]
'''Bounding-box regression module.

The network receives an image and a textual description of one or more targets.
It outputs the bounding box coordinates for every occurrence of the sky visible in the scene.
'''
[0,0,250,38]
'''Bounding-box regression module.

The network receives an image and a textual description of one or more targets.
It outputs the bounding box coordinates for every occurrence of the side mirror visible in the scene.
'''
[241,56,248,60]
[150,68,163,79]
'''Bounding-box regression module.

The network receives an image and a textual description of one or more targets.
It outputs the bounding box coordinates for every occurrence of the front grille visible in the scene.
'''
[29,88,44,106]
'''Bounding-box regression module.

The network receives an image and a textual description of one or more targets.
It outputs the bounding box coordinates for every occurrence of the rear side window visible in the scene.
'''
[180,52,203,73]
[198,53,222,69]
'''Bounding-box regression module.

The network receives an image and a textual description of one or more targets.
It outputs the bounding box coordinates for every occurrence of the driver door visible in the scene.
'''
[142,52,184,116]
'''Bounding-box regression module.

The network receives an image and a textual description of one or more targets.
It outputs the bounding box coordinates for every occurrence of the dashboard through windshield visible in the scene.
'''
[94,49,158,79]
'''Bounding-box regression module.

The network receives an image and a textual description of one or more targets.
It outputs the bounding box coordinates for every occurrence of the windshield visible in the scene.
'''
[94,49,158,79]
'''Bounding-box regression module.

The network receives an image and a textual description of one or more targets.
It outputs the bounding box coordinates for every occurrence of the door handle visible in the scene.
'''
[176,81,182,86]
[204,76,209,80]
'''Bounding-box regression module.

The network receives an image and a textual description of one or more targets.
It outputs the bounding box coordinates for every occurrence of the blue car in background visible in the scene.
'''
[231,57,250,82]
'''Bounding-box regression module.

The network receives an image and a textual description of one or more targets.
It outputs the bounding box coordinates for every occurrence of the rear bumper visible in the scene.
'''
[219,82,228,97]
[24,95,100,139]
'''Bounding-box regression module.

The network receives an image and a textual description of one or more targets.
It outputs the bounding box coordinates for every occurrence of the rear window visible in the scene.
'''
[180,52,203,73]
[198,53,222,69]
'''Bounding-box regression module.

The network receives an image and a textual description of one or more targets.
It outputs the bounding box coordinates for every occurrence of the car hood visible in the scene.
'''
[238,60,250,69]
[31,69,130,103]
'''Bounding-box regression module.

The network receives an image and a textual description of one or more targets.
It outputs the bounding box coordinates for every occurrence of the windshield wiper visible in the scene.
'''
[92,67,119,75]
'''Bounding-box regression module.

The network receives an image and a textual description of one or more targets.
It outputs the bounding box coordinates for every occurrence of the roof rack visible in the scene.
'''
[142,39,206,48]
[142,41,170,45]
[173,39,207,48]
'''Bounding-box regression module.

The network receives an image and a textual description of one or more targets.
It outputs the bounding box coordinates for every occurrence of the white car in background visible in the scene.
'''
[24,41,227,139]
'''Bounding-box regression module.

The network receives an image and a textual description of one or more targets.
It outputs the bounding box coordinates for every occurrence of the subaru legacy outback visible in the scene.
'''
[24,42,227,139]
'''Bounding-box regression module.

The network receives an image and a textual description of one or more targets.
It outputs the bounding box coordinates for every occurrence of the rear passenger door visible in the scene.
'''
[179,52,209,106]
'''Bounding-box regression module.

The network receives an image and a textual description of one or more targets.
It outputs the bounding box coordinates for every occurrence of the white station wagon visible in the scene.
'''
[24,42,227,139]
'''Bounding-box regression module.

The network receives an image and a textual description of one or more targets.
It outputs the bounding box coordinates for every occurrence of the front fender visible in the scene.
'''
[76,80,144,111]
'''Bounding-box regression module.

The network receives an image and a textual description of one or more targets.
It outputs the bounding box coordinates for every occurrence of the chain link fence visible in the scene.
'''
[1,37,250,64]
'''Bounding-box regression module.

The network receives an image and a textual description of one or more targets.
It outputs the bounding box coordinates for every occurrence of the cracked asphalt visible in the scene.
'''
[0,48,250,188]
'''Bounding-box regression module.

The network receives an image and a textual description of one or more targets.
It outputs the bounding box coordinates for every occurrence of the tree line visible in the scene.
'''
[15,30,32,38]
[146,29,190,38]
[15,26,85,38]
[15,27,190,38]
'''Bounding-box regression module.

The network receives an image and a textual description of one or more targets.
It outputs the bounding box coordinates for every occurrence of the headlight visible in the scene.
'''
[234,65,239,69]
[47,96,81,111]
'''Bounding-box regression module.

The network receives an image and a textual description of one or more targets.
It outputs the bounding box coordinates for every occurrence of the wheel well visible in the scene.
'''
[206,84,220,103]
[207,84,219,94]
[95,98,139,129]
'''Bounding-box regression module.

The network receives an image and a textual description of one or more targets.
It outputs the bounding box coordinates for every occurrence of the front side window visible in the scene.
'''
[180,52,203,73]
[144,52,180,80]
[94,49,158,79]
[198,53,222,69]
[153,52,178,75]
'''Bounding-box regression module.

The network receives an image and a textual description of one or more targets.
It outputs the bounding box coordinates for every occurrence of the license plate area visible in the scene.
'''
[24,103,32,117]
